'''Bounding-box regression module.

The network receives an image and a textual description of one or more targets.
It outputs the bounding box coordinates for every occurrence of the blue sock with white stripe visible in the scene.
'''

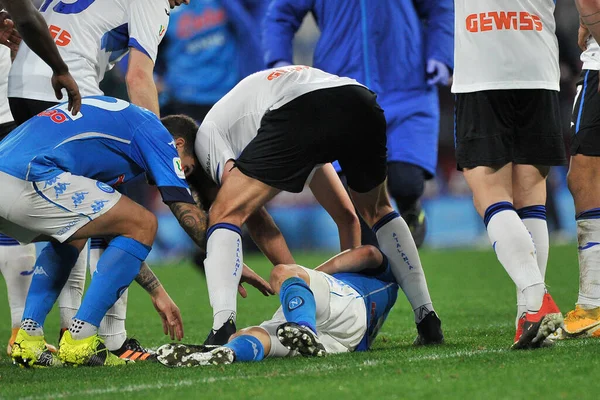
[575,209,600,308]
[224,335,264,362]
[373,211,433,322]
[73,236,150,331]
[22,243,80,329]
[484,202,545,312]
[204,224,244,330]
[279,277,317,333]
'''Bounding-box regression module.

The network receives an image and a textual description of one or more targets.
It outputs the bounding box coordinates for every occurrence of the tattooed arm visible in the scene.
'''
[136,262,184,340]
[168,201,208,248]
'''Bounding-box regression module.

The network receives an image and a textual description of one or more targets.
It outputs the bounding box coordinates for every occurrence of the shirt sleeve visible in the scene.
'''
[131,121,195,204]
[194,122,235,186]
[262,0,314,68]
[413,0,455,70]
[127,0,170,63]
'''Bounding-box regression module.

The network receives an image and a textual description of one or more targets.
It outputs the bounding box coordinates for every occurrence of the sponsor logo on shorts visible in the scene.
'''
[91,200,109,213]
[465,11,542,33]
[287,296,304,311]
[72,191,89,208]
[32,266,48,277]
[266,65,310,81]
[96,181,115,193]
[53,182,71,199]
[56,219,79,236]
[173,157,185,179]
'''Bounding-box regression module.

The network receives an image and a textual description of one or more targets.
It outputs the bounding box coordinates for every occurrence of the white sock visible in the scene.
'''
[204,226,243,330]
[576,217,600,308]
[486,205,545,312]
[69,318,97,340]
[21,318,44,336]
[89,242,127,350]
[0,243,36,328]
[515,207,549,326]
[374,212,434,323]
[57,241,88,329]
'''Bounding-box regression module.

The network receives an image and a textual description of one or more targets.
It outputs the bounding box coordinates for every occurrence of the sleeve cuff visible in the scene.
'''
[159,186,195,204]
[129,38,154,61]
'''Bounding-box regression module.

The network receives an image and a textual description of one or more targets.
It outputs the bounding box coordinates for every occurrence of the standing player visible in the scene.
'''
[0,96,199,367]
[156,245,399,366]
[262,0,454,248]
[553,20,600,338]
[4,0,188,360]
[163,65,444,347]
[0,43,39,357]
[453,0,566,348]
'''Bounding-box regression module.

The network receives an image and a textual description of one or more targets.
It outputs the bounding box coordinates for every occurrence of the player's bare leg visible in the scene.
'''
[350,181,443,345]
[203,168,280,344]
[462,164,561,348]
[512,165,551,328]
[564,155,600,337]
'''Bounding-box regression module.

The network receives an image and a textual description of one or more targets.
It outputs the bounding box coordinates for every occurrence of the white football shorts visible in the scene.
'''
[0,171,121,244]
[254,266,367,357]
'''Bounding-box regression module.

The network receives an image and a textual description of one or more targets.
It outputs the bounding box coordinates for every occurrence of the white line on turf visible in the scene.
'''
[21,348,506,400]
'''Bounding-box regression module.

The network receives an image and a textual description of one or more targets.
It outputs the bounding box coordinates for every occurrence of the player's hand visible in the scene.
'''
[579,22,591,52]
[51,71,82,116]
[426,59,450,86]
[0,11,21,52]
[169,0,190,8]
[151,286,184,340]
[238,264,274,298]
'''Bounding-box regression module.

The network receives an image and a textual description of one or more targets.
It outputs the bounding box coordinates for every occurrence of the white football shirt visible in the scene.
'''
[0,46,13,124]
[582,36,600,71]
[8,0,170,102]
[452,0,560,93]
[195,66,361,185]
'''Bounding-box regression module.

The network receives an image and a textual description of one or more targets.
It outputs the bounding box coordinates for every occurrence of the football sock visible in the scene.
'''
[69,318,97,340]
[74,237,150,328]
[0,242,36,328]
[575,210,600,308]
[279,277,317,333]
[58,241,88,329]
[89,240,128,351]
[485,202,545,312]
[22,243,80,327]
[20,318,44,336]
[204,224,244,330]
[373,211,434,322]
[224,335,264,362]
[516,205,549,324]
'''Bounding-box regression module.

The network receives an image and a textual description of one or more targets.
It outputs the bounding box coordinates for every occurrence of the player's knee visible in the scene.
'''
[386,162,426,210]
[567,164,589,197]
[361,245,383,268]
[131,209,157,245]
[270,264,303,292]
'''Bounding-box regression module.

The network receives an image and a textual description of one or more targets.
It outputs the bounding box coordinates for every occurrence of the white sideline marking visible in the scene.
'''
[22,349,504,400]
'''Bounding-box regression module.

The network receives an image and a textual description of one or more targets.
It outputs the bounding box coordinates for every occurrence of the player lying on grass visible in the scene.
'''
[162,65,443,348]
[0,96,270,368]
[157,245,399,366]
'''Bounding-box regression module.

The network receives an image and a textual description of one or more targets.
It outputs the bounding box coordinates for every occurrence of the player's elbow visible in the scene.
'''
[125,66,154,93]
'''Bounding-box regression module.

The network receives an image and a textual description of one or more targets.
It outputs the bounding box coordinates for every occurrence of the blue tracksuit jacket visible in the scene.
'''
[262,0,454,176]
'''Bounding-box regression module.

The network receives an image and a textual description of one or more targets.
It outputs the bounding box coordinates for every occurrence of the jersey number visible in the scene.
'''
[40,0,96,14]
[44,98,130,123]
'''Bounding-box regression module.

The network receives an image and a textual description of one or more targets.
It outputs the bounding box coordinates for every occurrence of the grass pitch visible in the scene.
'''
[0,245,598,399]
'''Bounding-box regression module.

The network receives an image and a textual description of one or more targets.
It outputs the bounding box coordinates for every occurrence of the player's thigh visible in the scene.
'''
[209,167,280,226]
[462,164,514,217]
[454,90,515,171]
[512,164,550,209]
[514,89,566,168]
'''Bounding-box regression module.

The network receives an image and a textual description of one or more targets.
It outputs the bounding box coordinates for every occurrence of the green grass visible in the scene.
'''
[0,245,597,400]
